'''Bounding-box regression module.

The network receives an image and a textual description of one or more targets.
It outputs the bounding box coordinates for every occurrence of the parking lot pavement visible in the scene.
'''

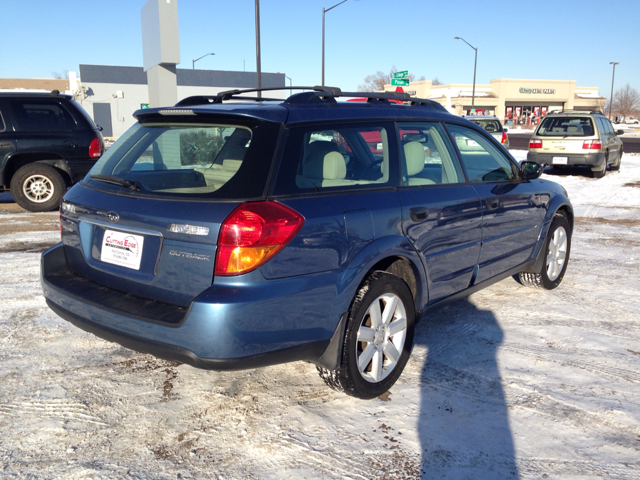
[1,157,639,479]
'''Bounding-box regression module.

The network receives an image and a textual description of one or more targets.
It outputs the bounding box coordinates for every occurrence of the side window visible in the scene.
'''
[596,117,608,136]
[10,100,76,131]
[397,123,464,186]
[446,124,516,183]
[273,123,396,194]
[603,118,615,134]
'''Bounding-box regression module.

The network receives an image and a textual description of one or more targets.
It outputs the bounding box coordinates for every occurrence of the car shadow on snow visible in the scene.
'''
[542,165,594,178]
[414,299,518,478]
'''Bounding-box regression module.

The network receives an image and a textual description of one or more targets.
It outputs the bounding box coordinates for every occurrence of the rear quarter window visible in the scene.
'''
[272,123,398,195]
[10,100,77,131]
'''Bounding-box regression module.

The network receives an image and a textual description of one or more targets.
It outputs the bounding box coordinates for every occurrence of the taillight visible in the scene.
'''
[89,137,102,158]
[215,202,305,276]
[582,140,602,150]
[529,139,543,149]
[501,132,508,144]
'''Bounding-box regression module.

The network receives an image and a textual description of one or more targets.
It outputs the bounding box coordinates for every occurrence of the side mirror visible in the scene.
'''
[616,130,625,135]
[503,127,508,132]
[520,161,543,180]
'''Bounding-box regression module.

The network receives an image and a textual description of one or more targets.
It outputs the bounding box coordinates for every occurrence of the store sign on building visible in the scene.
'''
[519,88,556,94]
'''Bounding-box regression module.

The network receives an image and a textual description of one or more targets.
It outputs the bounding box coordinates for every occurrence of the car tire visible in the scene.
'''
[516,214,571,290]
[592,153,607,178]
[610,150,622,171]
[317,271,415,399]
[10,163,67,212]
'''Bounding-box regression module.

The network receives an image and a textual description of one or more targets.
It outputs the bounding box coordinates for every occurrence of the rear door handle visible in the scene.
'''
[487,199,499,210]
[0,142,12,148]
[409,206,429,222]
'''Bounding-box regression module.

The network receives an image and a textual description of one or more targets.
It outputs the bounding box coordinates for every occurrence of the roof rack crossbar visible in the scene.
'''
[176,86,338,107]
[175,86,446,110]
[555,109,604,114]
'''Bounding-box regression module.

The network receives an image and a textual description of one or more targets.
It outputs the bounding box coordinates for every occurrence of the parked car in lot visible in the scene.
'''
[0,90,104,211]
[41,87,573,399]
[465,114,510,149]
[527,110,624,178]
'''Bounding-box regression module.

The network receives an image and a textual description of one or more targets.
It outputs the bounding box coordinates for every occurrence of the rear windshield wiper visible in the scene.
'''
[90,174,140,191]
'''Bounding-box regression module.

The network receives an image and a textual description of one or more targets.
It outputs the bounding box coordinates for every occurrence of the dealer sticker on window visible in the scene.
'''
[101,229,144,270]
[553,156,568,165]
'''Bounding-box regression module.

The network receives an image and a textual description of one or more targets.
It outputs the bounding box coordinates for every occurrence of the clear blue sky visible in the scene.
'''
[2,0,639,99]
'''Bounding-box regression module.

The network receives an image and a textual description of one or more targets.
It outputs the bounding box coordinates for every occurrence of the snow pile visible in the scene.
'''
[1,158,639,478]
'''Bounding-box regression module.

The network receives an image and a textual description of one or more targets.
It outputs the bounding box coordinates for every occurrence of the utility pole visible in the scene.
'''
[609,62,619,119]
[322,0,347,86]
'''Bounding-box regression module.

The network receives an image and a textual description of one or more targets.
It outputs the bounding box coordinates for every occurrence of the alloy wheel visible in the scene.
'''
[356,293,408,383]
[546,225,568,281]
[22,174,55,203]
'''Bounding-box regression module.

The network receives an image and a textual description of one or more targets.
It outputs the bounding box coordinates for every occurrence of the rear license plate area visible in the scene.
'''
[101,229,145,270]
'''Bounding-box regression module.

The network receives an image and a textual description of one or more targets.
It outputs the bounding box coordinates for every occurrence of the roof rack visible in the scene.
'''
[175,86,444,109]
[554,109,604,115]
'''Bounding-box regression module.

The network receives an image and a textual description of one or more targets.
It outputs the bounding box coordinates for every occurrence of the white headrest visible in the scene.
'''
[321,151,347,179]
[404,141,424,176]
[303,150,346,180]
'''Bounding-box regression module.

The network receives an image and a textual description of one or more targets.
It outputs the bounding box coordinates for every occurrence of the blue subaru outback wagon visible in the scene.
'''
[41,87,573,399]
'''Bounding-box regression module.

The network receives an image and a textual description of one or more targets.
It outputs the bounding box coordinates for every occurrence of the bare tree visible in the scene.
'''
[612,84,640,120]
[432,77,443,85]
[358,66,424,92]
[51,70,69,80]
[358,71,390,92]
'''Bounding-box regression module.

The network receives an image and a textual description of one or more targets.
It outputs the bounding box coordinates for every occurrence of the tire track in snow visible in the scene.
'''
[0,398,109,426]
[502,344,640,383]
[518,457,640,480]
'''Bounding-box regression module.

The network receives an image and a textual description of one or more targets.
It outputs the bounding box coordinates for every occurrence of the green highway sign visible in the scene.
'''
[393,70,408,79]
[391,78,409,86]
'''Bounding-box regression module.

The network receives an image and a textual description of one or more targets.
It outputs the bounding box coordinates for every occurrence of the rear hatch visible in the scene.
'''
[60,109,284,307]
[531,115,598,155]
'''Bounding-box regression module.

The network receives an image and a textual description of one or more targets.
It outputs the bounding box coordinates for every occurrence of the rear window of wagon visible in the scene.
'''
[536,117,595,137]
[86,120,281,200]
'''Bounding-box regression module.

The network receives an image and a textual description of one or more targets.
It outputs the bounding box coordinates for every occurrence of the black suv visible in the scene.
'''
[0,90,104,211]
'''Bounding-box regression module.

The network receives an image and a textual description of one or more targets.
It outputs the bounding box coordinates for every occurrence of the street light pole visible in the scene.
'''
[322,0,347,86]
[455,37,478,109]
[255,0,262,98]
[609,62,619,120]
[192,53,214,69]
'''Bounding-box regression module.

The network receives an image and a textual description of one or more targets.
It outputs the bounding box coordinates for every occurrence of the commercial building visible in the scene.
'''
[76,64,286,137]
[385,78,606,126]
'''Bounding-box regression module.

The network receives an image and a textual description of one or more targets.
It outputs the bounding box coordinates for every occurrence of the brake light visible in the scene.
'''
[583,140,602,150]
[501,132,508,144]
[215,202,305,276]
[529,139,542,149]
[89,137,102,158]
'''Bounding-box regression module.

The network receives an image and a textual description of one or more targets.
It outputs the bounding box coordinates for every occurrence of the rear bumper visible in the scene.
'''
[527,151,605,169]
[41,243,341,370]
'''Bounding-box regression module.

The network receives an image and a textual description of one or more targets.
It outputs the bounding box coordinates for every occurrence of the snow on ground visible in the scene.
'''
[1,157,640,479]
